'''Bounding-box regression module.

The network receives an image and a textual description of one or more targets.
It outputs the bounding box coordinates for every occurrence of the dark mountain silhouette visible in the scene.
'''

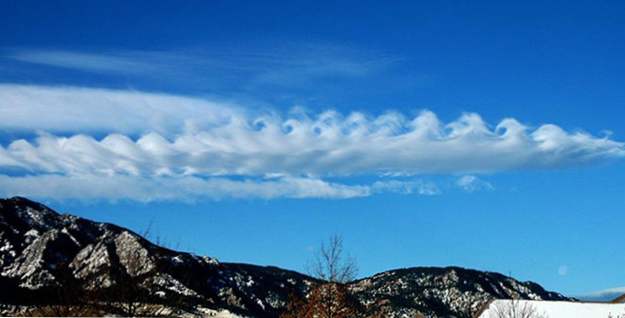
[0,197,572,317]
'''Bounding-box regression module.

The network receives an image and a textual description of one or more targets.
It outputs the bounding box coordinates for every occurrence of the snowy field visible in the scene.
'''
[478,299,625,318]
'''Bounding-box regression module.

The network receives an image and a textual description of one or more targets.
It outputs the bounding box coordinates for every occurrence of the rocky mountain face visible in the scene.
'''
[0,197,315,317]
[349,267,572,317]
[0,197,572,317]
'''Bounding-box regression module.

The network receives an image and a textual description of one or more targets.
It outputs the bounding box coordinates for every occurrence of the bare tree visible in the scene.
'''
[281,234,361,318]
[309,234,358,283]
[489,299,548,318]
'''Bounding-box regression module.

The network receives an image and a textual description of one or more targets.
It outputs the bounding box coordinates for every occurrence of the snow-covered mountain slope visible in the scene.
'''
[476,299,625,318]
[0,197,573,317]
[0,197,316,317]
[349,267,573,317]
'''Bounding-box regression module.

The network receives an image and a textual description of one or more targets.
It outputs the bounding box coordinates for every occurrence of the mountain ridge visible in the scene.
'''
[0,197,573,317]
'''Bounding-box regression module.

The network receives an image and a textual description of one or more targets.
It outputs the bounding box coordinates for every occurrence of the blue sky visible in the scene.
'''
[1,0,625,297]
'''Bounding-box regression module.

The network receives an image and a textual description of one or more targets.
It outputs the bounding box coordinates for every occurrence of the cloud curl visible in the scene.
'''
[0,85,622,200]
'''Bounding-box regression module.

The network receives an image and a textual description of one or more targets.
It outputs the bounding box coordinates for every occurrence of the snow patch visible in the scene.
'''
[478,300,625,318]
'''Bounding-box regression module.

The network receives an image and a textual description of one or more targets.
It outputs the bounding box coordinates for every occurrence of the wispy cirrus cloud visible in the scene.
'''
[371,180,441,195]
[0,84,622,201]
[456,175,494,193]
[3,45,398,89]
[0,174,371,202]
[6,50,157,75]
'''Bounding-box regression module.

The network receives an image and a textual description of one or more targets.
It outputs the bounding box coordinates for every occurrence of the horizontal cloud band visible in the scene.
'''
[0,117,622,178]
[0,85,623,200]
[0,175,443,201]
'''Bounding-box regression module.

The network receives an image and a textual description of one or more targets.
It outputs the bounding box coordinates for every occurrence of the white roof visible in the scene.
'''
[477,299,625,318]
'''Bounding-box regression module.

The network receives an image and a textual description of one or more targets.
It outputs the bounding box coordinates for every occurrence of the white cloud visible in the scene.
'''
[1,85,622,177]
[0,84,623,201]
[0,175,448,202]
[4,46,396,88]
[371,180,440,195]
[7,50,156,75]
[0,175,369,201]
[0,84,241,135]
[456,175,494,192]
